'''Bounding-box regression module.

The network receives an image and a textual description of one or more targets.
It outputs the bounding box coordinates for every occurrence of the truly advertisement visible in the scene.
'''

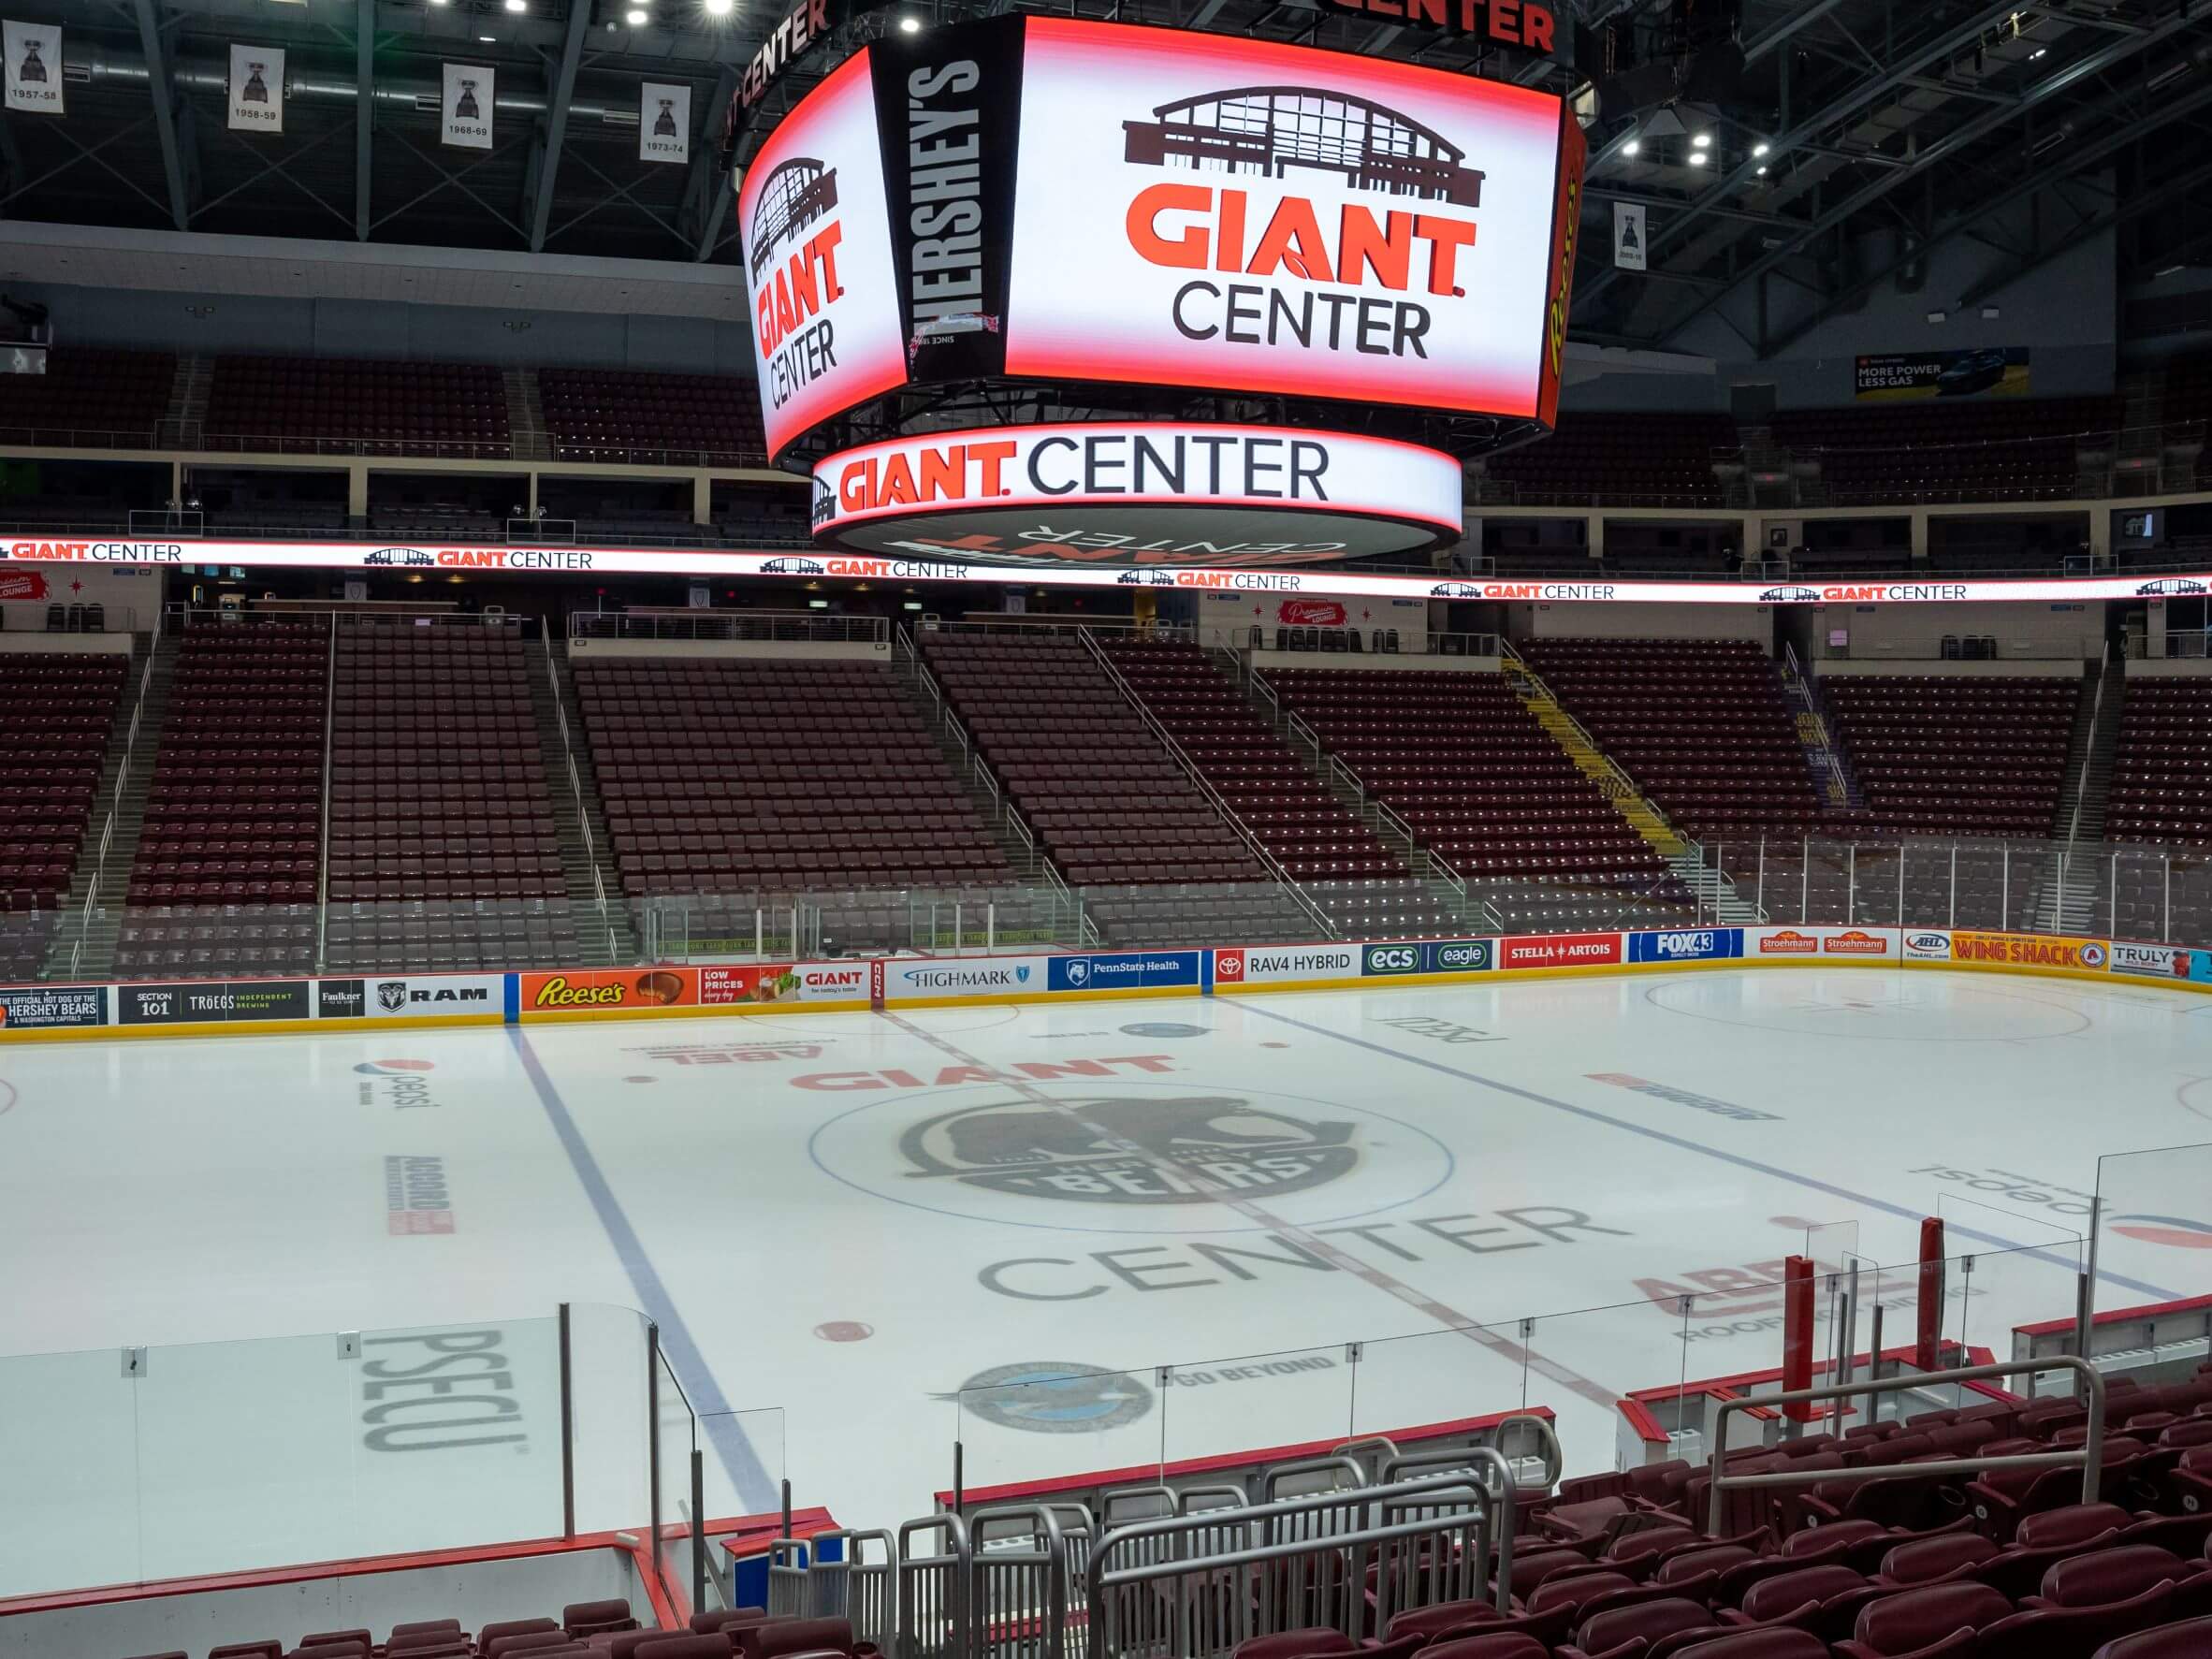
[740,48,909,458]
[1627,928,1742,965]
[1950,932,2110,971]
[2110,941,2212,982]
[1002,19,1573,420]
[1500,932,1620,969]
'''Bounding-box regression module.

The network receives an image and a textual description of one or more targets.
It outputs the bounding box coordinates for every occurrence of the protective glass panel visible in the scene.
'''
[2094,1142,2212,1326]
[1347,1323,1531,1451]
[1159,1345,1352,1482]
[569,1302,650,1535]
[954,1365,1163,1498]
[0,1346,141,1597]
[1930,1243,2084,1399]
[655,1344,697,1583]
[1515,1300,1681,1483]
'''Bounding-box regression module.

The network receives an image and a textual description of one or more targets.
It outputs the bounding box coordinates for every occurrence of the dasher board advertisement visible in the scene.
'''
[1004,19,1578,421]
[741,48,908,460]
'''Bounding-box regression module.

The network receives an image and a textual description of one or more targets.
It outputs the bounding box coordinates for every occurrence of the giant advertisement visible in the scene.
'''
[741,48,909,460]
[1004,20,1576,420]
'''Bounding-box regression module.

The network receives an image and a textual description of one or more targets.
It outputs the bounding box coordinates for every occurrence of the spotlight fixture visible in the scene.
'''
[1688,151,1708,167]
[897,14,920,29]
[502,0,525,12]
[1755,164,1768,175]
[1622,138,1640,156]
[704,0,734,14]
[625,6,647,21]
[1692,131,1711,149]
[1752,140,1769,157]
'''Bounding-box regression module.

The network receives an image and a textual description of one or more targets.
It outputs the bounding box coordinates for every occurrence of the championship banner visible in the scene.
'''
[441,63,493,150]
[3,19,62,114]
[1612,200,1646,271]
[640,80,690,164]
[1855,346,2029,401]
[228,44,283,133]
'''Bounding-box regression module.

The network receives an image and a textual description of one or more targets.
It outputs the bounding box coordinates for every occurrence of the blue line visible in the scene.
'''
[1235,1001,2183,1304]
[508,1027,778,1514]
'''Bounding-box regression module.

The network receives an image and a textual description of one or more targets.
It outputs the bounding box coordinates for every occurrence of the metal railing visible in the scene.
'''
[571,610,889,647]
[541,632,618,962]
[65,608,167,976]
[1781,641,1854,810]
[1078,627,1338,941]
[1707,1354,2104,1533]
[2063,639,2112,851]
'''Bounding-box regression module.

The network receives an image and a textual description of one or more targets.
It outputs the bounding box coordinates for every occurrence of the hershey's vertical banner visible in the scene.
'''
[640,80,691,164]
[442,63,493,149]
[869,14,1026,384]
[3,19,62,114]
[228,44,284,133]
[1612,200,1645,270]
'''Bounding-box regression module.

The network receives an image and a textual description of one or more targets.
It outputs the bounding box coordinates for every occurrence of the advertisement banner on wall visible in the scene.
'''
[519,964,869,1013]
[228,44,283,133]
[1627,928,1742,964]
[0,983,106,1029]
[1903,929,1953,962]
[3,20,62,114]
[1358,939,1495,977]
[363,975,505,1017]
[1819,928,1897,959]
[1500,932,1621,970]
[1951,931,2109,970]
[1214,943,1360,985]
[639,80,690,163]
[1752,928,1821,957]
[2107,941,2212,982]
[1046,951,1202,993]
[119,981,313,1026]
[441,63,493,150]
[881,955,1047,1001]
[1855,347,2030,401]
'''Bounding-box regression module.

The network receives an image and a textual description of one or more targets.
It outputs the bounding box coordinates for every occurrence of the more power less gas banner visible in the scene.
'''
[1855,347,2030,401]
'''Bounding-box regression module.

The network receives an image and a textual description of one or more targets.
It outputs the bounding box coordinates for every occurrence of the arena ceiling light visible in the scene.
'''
[1622,138,1640,155]
[1692,131,1711,149]
[897,15,921,30]
[502,0,526,12]
[1688,151,1708,167]
[1752,140,1769,157]
[625,5,648,21]
[704,0,734,15]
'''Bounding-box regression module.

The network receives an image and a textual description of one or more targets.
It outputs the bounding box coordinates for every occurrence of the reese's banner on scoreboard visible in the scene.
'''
[1855,346,2030,401]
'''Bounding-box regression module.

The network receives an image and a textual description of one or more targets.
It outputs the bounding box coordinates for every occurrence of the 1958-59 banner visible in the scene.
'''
[739,15,1585,459]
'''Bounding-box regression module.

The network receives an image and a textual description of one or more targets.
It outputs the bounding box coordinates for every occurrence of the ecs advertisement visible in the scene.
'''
[740,49,909,459]
[1003,20,1578,419]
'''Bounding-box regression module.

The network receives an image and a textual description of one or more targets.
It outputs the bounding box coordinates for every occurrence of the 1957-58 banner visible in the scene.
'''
[739,16,1585,458]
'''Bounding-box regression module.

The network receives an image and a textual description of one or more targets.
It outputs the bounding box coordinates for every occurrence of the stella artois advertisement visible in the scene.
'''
[1003,19,1579,420]
[739,48,908,460]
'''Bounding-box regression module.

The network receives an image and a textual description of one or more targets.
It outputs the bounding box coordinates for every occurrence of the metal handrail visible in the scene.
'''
[2065,638,2113,851]
[316,620,337,968]
[542,632,618,960]
[1781,642,1853,809]
[1077,627,1337,940]
[67,609,168,976]
[1706,1354,2104,1533]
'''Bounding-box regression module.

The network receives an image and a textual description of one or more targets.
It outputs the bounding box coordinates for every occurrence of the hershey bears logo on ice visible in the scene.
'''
[898,1094,1357,1205]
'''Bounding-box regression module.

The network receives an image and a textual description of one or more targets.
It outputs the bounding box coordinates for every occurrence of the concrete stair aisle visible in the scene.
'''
[45,631,180,978]
[531,638,636,967]
[1221,648,1488,927]
[156,354,210,450]
[1779,649,1865,811]
[2038,653,2127,935]
[891,632,1050,884]
[505,368,551,463]
[1502,649,1765,924]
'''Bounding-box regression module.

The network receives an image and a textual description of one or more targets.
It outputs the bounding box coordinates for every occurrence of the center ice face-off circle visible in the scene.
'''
[809,1077,1454,1235]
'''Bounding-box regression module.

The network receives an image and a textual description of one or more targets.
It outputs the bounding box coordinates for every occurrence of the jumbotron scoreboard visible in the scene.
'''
[737,14,1586,565]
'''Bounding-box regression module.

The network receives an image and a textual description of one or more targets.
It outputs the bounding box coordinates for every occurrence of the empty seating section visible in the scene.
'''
[118,1594,648,1658]
[1098,639,1463,939]
[576,659,1011,949]
[1260,665,1694,935]
[2109,678,2212,849]
[1821,675,2080,839]
[921,632,1322,945]
[1482,413,1736,507]
[540,369,764,464]
[0,652,126,976]
[206,357,510,458]
[324,625,575,972]
[119,618,325,977]
[1520,639,1820,843]
[1774,397,2117,503]
[0,346,174,446]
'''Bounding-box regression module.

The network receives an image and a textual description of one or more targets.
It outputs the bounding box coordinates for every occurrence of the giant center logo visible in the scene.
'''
[899,1093,1357,1206]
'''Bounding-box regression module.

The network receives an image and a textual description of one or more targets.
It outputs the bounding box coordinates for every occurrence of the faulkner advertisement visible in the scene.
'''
[1003,20,1577,419]
[740,49,909,459]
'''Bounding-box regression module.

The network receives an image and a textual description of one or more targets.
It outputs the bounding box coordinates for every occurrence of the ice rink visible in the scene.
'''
[4,965,2209,1589]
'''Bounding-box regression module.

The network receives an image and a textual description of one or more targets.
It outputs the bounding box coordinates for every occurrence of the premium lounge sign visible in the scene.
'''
[808,423,1465,564]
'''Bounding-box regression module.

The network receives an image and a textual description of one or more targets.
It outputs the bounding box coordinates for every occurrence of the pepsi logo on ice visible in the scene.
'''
[1628,929,1743,964]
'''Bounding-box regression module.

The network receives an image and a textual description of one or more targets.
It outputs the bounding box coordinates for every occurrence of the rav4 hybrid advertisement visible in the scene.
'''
[738,16,1584,458]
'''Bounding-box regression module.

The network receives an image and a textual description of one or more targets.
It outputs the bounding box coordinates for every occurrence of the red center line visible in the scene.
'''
[874,1009,1621,1411]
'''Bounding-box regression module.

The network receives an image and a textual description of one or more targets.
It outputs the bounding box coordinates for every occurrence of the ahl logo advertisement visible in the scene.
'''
[740,50,909,458]
[1002,19,1574,419]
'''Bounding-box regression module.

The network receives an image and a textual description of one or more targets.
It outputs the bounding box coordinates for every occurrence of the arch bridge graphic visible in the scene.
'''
[1123,85,1482,206]
[749,156,840,280]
